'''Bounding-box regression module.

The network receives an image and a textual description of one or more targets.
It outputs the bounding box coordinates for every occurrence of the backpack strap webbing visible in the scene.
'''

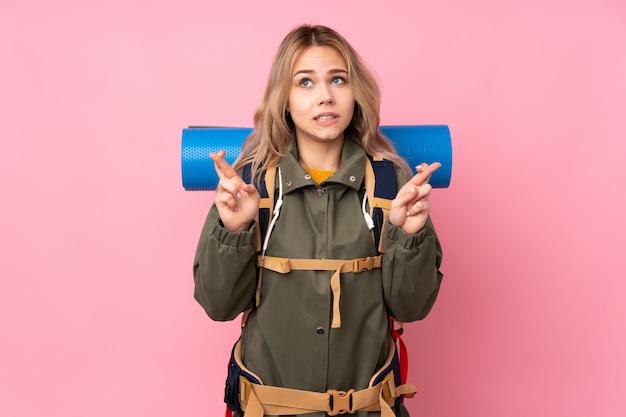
[257,255,383,328]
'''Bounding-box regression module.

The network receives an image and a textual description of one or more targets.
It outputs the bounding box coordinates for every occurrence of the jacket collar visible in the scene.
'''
[278,138,367,195]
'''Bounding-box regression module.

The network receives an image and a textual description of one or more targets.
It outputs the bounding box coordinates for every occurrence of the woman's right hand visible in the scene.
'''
[210,150,260,232]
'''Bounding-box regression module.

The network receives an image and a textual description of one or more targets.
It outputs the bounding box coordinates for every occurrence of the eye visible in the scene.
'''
[299,78,313,87]
[331,76,346,85]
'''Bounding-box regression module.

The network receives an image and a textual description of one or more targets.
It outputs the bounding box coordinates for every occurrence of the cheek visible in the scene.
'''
[345,98,356,118]
[287,93,309,116]
[286,102,305,126]
[342,90,355,109]
[287,91,298,112]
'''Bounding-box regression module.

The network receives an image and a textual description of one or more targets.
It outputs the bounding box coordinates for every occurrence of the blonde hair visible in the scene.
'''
[234,24,411,184]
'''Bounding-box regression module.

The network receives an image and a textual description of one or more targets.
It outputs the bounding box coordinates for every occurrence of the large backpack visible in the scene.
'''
[225,155,413,416]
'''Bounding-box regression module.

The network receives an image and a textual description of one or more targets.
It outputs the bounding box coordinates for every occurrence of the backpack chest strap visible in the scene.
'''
[256,255,383,328]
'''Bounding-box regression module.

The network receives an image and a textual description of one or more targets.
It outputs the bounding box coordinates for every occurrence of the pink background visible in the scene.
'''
[1,0,625,416]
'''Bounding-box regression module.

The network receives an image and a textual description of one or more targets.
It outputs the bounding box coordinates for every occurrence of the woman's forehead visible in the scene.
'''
[292,46,348,75]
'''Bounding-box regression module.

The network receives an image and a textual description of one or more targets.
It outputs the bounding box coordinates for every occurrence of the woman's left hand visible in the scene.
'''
[389,162,441,235]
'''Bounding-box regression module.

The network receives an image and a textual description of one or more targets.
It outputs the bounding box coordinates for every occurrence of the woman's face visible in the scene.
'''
[287,45,355,147]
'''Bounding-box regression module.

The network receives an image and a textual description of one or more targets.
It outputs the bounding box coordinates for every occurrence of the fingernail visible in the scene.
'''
[236,192,241,199]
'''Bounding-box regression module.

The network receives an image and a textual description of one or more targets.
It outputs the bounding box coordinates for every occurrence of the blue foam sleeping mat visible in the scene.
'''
[181,125,452,191]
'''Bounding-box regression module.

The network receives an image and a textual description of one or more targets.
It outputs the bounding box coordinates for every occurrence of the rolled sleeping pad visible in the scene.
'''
[181,125,452,191]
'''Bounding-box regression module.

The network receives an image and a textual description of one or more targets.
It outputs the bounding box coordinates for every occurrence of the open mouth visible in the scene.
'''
[315,115,337,121]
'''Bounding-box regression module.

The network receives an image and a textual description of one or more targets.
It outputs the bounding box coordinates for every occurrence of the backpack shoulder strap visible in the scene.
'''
[365,155,397,253]
[240,164,277,323]
[242,164,276,252]
[242,164,277,310]
[367,159,409,389]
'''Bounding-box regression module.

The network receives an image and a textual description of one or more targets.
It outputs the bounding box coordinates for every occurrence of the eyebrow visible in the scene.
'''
[292,68,348,78]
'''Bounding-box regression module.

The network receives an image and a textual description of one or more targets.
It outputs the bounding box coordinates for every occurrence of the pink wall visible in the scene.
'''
[1,0,625,416]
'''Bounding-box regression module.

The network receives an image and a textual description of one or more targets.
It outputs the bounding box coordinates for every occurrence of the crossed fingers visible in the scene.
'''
[409,162,441,188]
[210,150,238,181]
[389,162,440,233]
[208,150,260,233]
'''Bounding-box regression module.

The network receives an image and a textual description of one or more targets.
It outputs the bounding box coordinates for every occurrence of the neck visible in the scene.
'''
[296,138,343,171]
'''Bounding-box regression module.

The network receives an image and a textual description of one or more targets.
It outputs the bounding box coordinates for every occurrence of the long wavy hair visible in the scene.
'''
[234,24,411,184]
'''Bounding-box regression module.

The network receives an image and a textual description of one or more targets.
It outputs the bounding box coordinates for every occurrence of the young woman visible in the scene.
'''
[193,25,443,417]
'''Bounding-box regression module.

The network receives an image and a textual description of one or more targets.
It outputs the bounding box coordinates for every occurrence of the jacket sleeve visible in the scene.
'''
[193,204,258,321]
[381,168,444,322]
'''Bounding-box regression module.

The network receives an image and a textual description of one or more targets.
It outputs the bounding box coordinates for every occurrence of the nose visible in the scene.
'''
[318,83,334,105]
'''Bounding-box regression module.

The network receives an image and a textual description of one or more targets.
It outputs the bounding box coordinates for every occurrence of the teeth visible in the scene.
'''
[317,115,335,121]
